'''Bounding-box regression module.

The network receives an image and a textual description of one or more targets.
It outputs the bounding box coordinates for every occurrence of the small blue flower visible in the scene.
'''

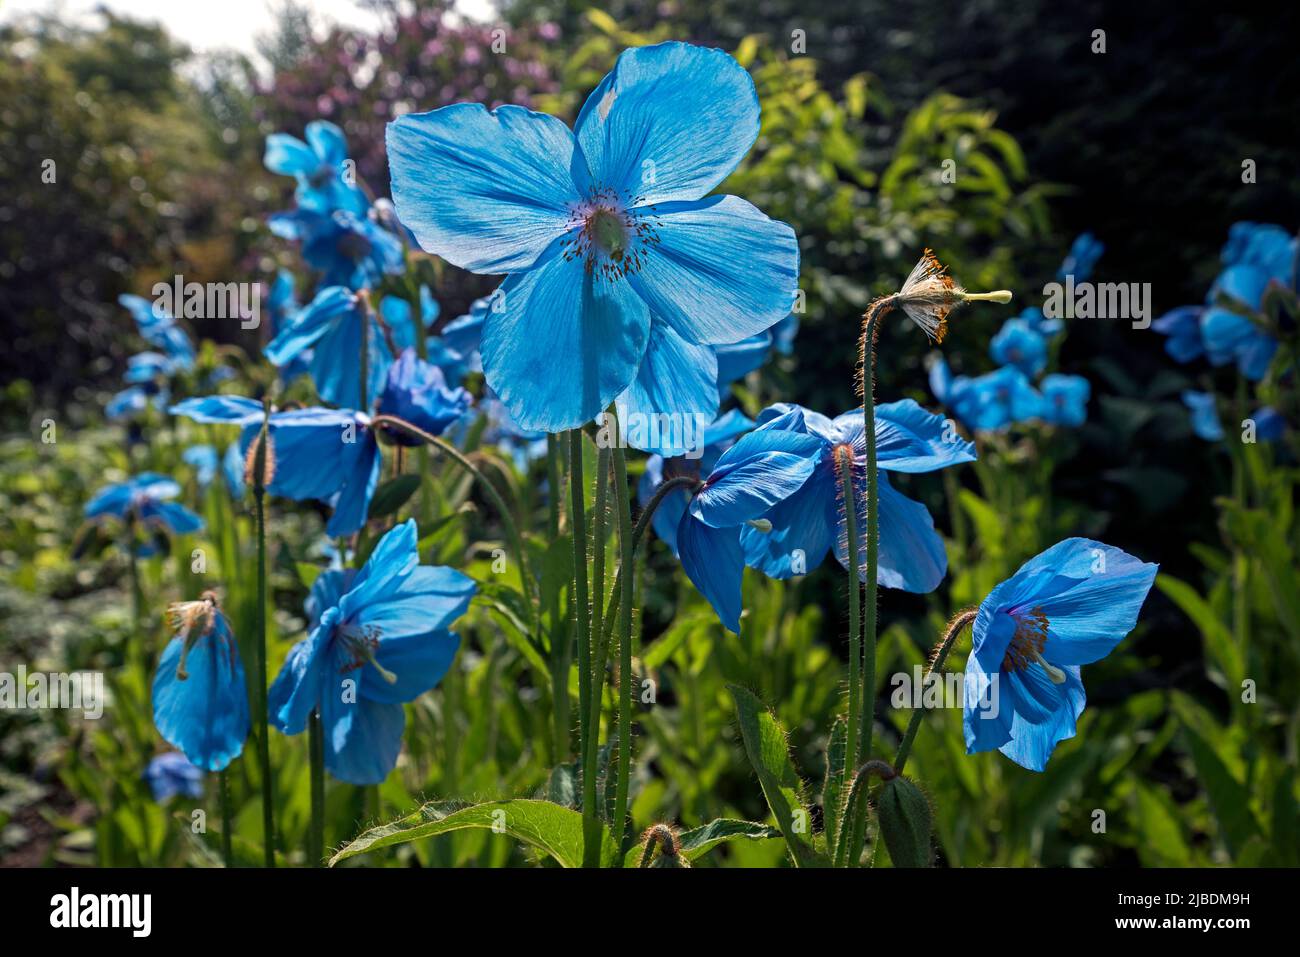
[84,473,204,553]
[989,318,1048,377]
[1251,406,1285,442]
[107,383,167,421]
[153,593,250,771]
[387,41,799,432]
[1014,306,1063,338]
[637,408,754,556]
[963,538,1157,771]
[266,286,393,411]
[1151,305,1206,363]
[376,348,473,443]
[125,352,176,384]
[267,520,476,784]
[930,360,1044,432]
[1039,374,1091,427]
[1057,232,1104,282]
[676,427,823,632]
[1181,390,1224,442]
[264,120,367,215]
[1201,264,1279,381]
[741,400,976,592]
[144,751,205,802]
[119,294,195,370]
[269,209,404,291]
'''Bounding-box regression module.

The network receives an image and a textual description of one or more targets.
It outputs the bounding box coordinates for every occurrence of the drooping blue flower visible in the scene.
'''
[119,294,195,370]
[84,473,204,554]
[1221,221,1296,284]
[1151,305,1206,363]
[386,41,799,432]
[741,401,976,592]
[675,427,823,632]
[989,318,1048,377]
[153,593,250,772]
[1039,374,1091,428]
[264,120,367,215]
[267,520,475,784]
[637,408,754,556]
[269,209,404,291]
[963,538,1157,771]
[1201,264,1280,381]
[265,286,393,411]
[375,348,473,444]
[930,359,1044,432]
[1057,232,1104,282]
[144,751,205,802]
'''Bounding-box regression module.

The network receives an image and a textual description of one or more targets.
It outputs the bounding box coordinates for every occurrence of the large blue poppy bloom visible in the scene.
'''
[637,408,754,556]
[989,318,1048,377]
[675,427,823,632]
[267,520,476,784]
[387,41,799,432]
[144,751,204,802]
[119,294,195,370]
[375,348,473,444]
[1039,374,1091,428]
[963,538,1156,771]
[269,209,404,291]
[741,401,976,592]
[153,594,250,772]
[264,120,367,215]
[84,473,203,553]
[266,286,393,411]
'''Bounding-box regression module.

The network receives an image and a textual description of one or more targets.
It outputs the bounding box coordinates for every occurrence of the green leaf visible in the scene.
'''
[1179,724,1262,859]
[727,684,821,867]
[623,819,781,867]
[1156,574,1243,690]
[329,799,615,868]
[367,474,420,520]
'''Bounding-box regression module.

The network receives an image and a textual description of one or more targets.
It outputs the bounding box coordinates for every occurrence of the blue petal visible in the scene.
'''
[872,399,977,473]
[152,622,250,772]
[324,431,381,538]
[998,667,1086,771]
[263,132,317,175]
[574,41,760,206]
[715,333,773,387]
[678,514,745,633]
[479,239,650,432]
[690,429,822,527]
[352,564,477,642]
[615,322,718,456]
[628,194,798,345]
[170,395,264,425]
[834,471,948,592]
[267,620,333,736]
[305,120,348,167]
[338,519,420,619]
[139,499,205,536]
[741,471,834,579]
[386,103,586,273]
[364,630,461,705]
[963,650,1014,755]
[319,655,406,785]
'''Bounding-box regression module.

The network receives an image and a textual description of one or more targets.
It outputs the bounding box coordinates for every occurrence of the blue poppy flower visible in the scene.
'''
[989,318,1048,377]
[1252,406,1286,442]
[387,41,799,432]
[267,520,475,784]
[269,209,404,291]
[183,444,246,498]
[740,400,976,592]
[169,394,265,426]
[637,408,754,556]
[963,538,1157,771]
[265,286,393,411]
[376,348,473,444]
[675,427,824,632]
[1039,374,1091,427]
[267,270,309,382]
[144,751,204,802]
[119,294,195,370]
[1057,232,1104,282]
[85,473,204,553]
[1151,305,1206,363]
[1221,221,1296,284]
[153,593,250,772]
[221,442,246,499]
[264,120,367,215]
[438,294,487,375]
[1014,306,1063,338]
[125,352,176,384]
[107,383,167,421]
[1201,264,1280,381]
[1181,390,1225,442]
[183,445,219,486]
[930,360,1044,432]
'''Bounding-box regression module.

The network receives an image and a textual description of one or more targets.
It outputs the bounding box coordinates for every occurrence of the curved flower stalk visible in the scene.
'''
[268,519,476,785]
[152,591,250,772]
[386,41,799,432]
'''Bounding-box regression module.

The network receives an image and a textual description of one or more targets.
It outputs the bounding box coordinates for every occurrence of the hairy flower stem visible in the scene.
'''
[546,435,569,760]
[833,760,897,867]
[308,710,325,866]
[582,441,612,866]
[638,824,679,867]
[610,443,635,856]
[893,608,979,774]
[218,769,233,867]
[252,407,275,867]
[834,447,863,781]
[568,429,602,868]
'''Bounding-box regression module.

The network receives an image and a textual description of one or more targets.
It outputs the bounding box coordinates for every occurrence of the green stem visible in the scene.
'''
[860,298,891,764]
[308,709,325,866]
[569,429,601,868]
[547,434,569,762]
[833,760,897,868]
[218,768,233,867]
[610,442,635,855]
[893,609,978,775]
[835,447,862,780]
[252,411,275,868]
[591,443,611,690]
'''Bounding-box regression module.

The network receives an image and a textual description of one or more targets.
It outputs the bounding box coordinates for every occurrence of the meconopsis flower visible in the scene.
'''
[119,294,196,371]
[267,520,476,784]
[963,539,1157,771]
[989,318,1048,377]
[1180,391,1284,444]
[268,208,404,292]
[263,120,367,215]
[144,751,204,802]
[375,348,473,444]
[153,592,250,772]
[83,473,203,555]
[929,359,1045,432]
[1057,232,1105,282]
[386,41,799,432]
[265,287,392,411]
[1039,374,1091,427]
[674,427,824,632]
[742,402,976,591]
